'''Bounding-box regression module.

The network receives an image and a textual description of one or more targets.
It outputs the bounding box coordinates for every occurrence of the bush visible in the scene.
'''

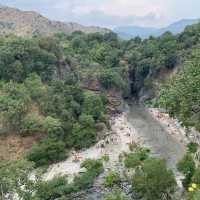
[187,142,198,154]
[83,92,105,121]
[27,138,67,167]
[20,114,43,136]
[44,116,64,139]
[72,159,103,191]
[81,159,104,175]
[192,166,200,185]
[133,158,176,200]
[71,114,97,149]
[24,73,47,101]
[98,69,124,90]
[36,176,68,200]
[104,172,121,187]
[103,192,130,200]
[177,153,196,188]
[0,82,31,131]
[124,147,150,168]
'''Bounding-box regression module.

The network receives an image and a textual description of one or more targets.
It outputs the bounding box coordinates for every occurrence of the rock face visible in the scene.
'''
[0,5,110,37]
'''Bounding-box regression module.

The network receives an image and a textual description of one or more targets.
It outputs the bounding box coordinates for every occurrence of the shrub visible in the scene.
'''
[20,114,43,136]
[133,158,176,200]
[71,114,97,149]
[104,172,121,187]
[81,159,104,175]
[124,147,150,168]
[192,166,200,185]
[98,69,124,90]
[0,82,31,131]
[187,142,198,154]
[27,138,67,167]
[44,116,64,139]
[177,153,196,188]
[82,92,105,121]
[36,176,68,200]
[103,192,130,200]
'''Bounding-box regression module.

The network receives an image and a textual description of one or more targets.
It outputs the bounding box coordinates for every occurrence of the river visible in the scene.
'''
[81,103,186,200]
[127,103,185,171]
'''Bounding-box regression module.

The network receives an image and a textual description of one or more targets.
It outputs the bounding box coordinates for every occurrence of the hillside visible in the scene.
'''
[0,8,200,199]
[114,19,200,39]
[0,5,110,37]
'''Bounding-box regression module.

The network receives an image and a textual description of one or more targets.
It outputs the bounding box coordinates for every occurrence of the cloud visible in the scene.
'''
[70,11,165,28]
[0,0,200,28]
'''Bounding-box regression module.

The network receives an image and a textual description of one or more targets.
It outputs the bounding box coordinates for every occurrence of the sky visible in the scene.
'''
[0,0,200,28]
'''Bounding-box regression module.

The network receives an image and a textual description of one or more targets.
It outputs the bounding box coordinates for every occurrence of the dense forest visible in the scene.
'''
[0,21,200,200]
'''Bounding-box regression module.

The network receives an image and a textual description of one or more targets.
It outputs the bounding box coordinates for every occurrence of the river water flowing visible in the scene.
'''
[127,103,186,171]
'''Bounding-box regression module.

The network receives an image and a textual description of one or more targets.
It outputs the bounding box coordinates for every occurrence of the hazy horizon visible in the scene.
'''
[0,0,200,29]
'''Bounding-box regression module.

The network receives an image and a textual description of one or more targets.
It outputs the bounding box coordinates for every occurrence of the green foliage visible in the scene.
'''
[188,190,200,200]
[35,159,103,199]
[70,114,97,149]
[81,158,104,174]
[103,192,130,200]
[24,73,47,101]
[177,153,196,188]
[124,147,150,168]
[187,142,198,154]
[104,171,121,188]
[43,116,64,139]
[0,36,57,82]
[0,82,31,131]
[101,154,110,162]
[133,158,177,200]
[20,114,43,136]
[35,176,68,200]
[83,92,105,120]
[192,166,200,185]
[73,159,103,191]
[98,69,125,90]
[158,50,200,130]
[27,139,67,167]
[0,159,35,200]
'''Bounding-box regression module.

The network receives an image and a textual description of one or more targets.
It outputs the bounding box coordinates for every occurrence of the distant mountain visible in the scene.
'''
[114,19,200,39]
[0,5,110,37]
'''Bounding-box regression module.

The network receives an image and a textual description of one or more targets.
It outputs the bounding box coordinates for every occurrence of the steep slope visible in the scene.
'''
[114,19,199,39]
[0,5,110,37]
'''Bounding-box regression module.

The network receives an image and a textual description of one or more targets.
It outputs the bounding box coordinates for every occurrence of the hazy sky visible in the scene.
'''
[1,0,200,28]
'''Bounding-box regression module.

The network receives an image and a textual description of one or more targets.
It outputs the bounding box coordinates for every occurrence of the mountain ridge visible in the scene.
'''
[114,18,200,39]
[0,5,110,37]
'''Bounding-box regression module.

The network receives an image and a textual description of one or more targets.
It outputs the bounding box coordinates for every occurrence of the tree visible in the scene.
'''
[20,114,43,136]
[0,159,35,200]
[43,116,64,139]
[177,153,196,188]
[104,171,121,188]
[70,114,97,149]
[133,158,177,200]
[35,176,68,200]
[98,69,124,90]
[24,73,47,101]
[0,82,31,131]
[27,138,67,167]
[124,147,150,168]
[83,92,105,121]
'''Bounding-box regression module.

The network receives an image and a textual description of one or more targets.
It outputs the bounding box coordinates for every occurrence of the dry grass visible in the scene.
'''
[0,133,44,161]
